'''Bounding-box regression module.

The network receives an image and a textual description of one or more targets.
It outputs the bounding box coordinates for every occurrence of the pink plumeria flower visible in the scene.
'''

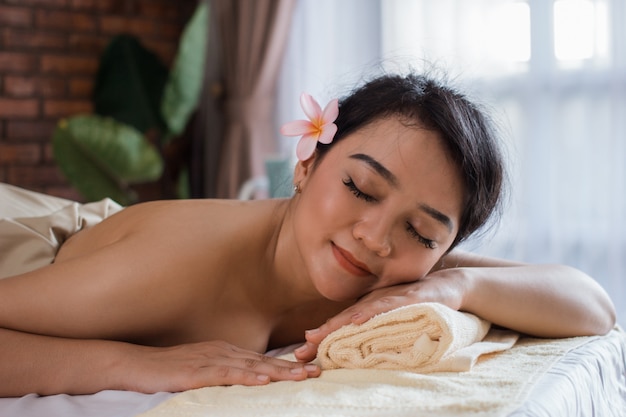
[280,93,339,161]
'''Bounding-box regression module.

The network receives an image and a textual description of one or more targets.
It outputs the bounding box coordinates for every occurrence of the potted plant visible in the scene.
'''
[53,2,208,205]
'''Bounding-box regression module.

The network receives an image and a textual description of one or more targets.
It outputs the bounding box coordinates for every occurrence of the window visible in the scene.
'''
[278,0,626,324]
[553,0,608,63]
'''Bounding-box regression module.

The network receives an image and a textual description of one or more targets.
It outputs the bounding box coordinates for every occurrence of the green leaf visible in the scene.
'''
[94,35,169,134]
[52,115,164,205]
[161,2,208,140]
[175,167,191,200]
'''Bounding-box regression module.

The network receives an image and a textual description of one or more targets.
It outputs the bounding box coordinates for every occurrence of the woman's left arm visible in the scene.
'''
[433,250,616,337]
[294,250,616,362]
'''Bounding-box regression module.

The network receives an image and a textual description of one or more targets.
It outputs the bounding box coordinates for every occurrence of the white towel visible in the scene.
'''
[317,302,518,373]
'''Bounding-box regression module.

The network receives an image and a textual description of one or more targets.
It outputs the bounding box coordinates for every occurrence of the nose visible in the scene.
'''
[352,219,392,257]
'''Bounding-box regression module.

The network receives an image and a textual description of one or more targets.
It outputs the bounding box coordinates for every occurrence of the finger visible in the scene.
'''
[225,350,320,381]
[187,358,319,389]
[196,342,321,382]
[293,341,318,363]
[303,309,358,345]
[304,295,410,345]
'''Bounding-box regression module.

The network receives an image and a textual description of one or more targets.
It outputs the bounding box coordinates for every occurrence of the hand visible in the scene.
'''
[121,340,321,393]
[294,268,468,363]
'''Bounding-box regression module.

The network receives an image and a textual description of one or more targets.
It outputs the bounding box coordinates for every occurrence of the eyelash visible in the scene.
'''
[405,223,437,250]
[342,178,437,250]
[342,178,376,202]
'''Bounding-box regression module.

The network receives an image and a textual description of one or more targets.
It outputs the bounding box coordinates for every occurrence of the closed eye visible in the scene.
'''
[344,177,437,250]
[342,178,376,202]
[405,223,437,249]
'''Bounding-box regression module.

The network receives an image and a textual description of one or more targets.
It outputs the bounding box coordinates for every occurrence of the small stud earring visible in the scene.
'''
[293,183,301,194]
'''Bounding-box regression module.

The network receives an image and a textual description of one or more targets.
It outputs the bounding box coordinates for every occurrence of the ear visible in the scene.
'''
[293,153,318,189]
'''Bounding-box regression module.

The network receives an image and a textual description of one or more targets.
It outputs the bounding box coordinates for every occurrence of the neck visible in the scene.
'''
[253,199,344,315]
[241,199,351,348]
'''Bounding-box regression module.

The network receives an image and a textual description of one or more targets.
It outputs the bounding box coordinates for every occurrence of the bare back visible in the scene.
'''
[0,198,340,353]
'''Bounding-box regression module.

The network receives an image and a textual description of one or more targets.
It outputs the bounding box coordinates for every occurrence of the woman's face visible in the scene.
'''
[292,117,465,302]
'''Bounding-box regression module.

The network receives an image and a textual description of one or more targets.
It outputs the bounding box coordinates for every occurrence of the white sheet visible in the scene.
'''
[1,329,623,417]
[0,391,174,417]
[509,326,626,416]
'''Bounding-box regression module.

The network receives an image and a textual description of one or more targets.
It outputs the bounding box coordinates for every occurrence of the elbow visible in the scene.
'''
[597,301,617,335]
[587,283,617,336]
[562,265,617,336]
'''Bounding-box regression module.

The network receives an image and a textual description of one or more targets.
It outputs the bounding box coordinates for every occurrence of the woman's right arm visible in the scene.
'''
[0,327,130,396]
[0,326,319,397]
[0,227,319,397]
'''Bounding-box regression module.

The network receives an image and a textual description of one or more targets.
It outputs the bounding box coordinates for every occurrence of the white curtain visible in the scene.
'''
[277,0,626,325]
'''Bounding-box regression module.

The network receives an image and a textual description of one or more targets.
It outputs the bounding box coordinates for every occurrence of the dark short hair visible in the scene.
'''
[315,73,506,249]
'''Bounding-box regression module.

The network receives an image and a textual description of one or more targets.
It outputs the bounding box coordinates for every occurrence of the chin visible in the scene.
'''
[307,255,371,302]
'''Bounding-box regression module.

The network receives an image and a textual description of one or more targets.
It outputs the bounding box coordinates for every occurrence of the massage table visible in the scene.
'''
[1,183,625,417]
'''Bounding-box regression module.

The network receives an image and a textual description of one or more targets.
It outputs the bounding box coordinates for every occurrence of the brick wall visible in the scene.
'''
[0,0,196,201]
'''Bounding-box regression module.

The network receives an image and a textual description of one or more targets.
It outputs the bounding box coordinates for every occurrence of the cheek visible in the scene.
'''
[291,179,347,260]
[302,176,351,228]
[378,249,442,287]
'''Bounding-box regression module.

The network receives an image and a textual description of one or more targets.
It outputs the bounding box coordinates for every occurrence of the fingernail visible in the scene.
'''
[304,364,319,372]
[305,328,320,335]
[294,344,307,353]
[290,367,305,374]
[257,374,269,382]
[351,313,362,321]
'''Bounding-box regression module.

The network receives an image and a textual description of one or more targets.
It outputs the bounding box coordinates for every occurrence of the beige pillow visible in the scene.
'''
[0,183,123,279]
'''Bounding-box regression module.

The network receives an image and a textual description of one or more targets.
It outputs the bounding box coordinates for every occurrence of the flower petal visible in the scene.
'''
[317,123,337,144]
[280,120,314,136]
[296,134,318,161]
[300,93,322,122]
[321,99,339,124]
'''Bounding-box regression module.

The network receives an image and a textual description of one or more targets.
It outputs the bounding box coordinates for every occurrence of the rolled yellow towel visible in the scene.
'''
[317,302,518,373]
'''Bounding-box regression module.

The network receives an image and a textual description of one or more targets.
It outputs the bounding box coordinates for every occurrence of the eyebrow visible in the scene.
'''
[349,153,454,233]
[350,153,398,186]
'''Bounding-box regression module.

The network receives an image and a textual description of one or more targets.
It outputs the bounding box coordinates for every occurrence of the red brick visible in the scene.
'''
[43,99,92,118]
[142,39,177,66]
[71,0,135,14]
[3,76,37,97]
[0,52,38,73]
[99,16,158,38]
[40,55,98,75]
[4,0,69,7]
[0,143,41,164]
[6,120,57,141]
[7,164,66,187]
[3,29,67,50]
[0,98,39,118]
[36,10,96,32]
[41,78,67,97]
[68,34,108,54]
[0,6,33,27]
[3,76,67,98]
[42,142,54,162]
[158,21,183,40]
[68,77,93,98]
[43,185,82,202]
[136,1,181,20]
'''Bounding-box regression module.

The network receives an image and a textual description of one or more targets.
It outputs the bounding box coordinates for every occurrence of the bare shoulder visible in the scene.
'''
[57,198,285,261]
[0,198,288,342]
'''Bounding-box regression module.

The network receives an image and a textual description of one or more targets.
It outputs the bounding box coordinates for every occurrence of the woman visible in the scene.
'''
[0,73,615,397]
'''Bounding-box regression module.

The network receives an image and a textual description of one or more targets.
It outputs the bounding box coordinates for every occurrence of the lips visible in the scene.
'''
[332,243,372,277]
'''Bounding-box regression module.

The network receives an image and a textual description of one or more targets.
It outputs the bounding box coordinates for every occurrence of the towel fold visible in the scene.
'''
[317,302,518,373]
